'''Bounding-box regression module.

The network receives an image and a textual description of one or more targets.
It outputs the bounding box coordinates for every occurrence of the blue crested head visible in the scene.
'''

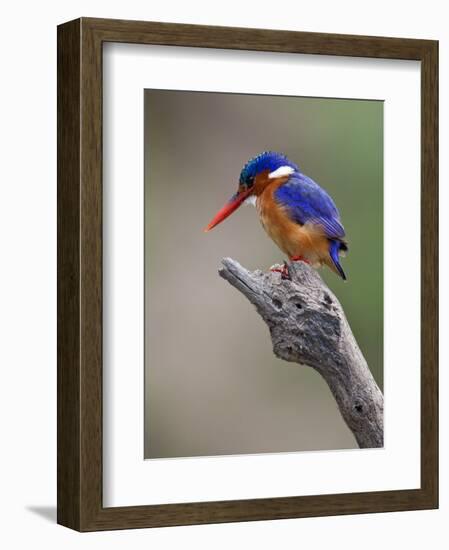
[239,151,299,190]
[204,151,299,232]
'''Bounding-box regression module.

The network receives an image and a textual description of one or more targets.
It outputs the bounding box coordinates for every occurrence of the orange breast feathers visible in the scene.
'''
[256,179,331,267]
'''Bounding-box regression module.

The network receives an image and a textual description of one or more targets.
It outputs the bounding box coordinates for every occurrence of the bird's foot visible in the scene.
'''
[269,261,291,280]
[290,255,311,264]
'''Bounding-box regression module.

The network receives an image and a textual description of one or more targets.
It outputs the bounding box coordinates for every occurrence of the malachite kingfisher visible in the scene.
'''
[204,151,348,280]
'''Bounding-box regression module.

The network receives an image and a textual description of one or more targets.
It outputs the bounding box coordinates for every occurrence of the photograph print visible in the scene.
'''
[144,89,383,459]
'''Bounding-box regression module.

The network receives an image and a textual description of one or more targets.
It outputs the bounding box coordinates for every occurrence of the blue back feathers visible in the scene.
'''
[239,151,299,188]
[275,172,346,240]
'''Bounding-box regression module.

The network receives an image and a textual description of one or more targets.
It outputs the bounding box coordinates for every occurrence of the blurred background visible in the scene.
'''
[144,90,383,459]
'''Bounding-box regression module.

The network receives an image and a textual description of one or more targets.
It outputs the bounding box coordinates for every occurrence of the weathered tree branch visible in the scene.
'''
[219,257,384,449]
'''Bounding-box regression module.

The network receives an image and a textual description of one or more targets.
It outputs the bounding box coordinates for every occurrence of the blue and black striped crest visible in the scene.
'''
[239,151,299,188]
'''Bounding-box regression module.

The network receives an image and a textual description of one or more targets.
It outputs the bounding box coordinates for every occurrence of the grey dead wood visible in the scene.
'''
[218,257,384,449]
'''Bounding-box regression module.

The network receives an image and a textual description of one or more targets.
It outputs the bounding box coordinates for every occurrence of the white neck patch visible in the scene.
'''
[244,195,257,207]
[268,165,295,179]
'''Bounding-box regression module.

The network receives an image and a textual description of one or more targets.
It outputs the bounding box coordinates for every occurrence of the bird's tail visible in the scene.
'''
[328,240,347,280]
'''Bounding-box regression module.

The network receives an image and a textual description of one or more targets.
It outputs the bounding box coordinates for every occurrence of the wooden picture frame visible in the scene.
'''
[57,17,438,531]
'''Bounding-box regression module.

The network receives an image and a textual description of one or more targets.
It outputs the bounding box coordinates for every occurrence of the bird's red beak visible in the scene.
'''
[204,188,252,232]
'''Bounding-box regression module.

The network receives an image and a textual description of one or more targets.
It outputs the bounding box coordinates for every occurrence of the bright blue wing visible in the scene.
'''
[274,172,346,240]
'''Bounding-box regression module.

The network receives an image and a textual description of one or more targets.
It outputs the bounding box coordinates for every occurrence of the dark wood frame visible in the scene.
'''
[57,17,438,531]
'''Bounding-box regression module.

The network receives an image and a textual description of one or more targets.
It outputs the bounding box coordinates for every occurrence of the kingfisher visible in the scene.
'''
[204,151,348,280]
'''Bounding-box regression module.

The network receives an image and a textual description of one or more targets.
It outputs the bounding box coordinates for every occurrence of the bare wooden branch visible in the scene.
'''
[219,257,384,449]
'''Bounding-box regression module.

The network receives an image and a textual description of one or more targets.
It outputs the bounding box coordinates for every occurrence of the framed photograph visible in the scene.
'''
[57,17,438,531]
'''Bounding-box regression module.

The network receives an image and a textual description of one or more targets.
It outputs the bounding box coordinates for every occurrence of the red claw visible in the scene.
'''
[290,255,311,264]
[270,262,290,280]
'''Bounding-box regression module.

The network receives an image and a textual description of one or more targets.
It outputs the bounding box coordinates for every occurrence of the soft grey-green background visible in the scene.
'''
[144,90,383,459]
